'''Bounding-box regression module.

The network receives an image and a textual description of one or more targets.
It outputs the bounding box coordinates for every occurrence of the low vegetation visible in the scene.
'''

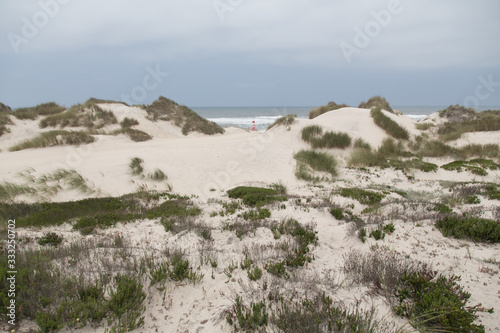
[39,103,117,129]
[13,102,66,120]
[266,114,297,130]
[227,186,287,207]
[308,101,349,119]
[370,107,409,140]
[294,149,338,181]
[9,130,96,151]
[0,112,13,137]
[112,128,152,142]
[301,125,352,149]
[359,96,394,113]
[436,215,500,243]
[143,96,224,135]
[120,117,139,128]
[438,105,500,141]
[441,159,500,176]
[344,248,488,332]
[337,187,385,205]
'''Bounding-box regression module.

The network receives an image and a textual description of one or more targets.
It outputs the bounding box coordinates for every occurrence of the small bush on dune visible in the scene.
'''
[14,102,66,120]
[9,130,96,151]
[267,114,297,130]
[308,101,349,119]
[353,138,371,150]
[441,159,500,176]
[359,96,394,113]
[370,107,409,140]
[338,188,385,205]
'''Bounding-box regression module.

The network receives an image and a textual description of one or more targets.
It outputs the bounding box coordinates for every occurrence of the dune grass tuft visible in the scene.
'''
[294,149,338,181]
[359,96,394,113]
[0,113,13,137]
[9,130,95,151]
[370,107,409,140]
[267,114,297,130]
[308,101,349,119]
[438,108,500,141]
[120,117,139,128]
[114,128,152,142]
[144,96,224,135]
[13,102,66,120]
[39,103,117,129]
[301,125,352,149]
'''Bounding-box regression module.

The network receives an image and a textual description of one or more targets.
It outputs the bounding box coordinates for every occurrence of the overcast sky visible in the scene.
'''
[1,0,499,109]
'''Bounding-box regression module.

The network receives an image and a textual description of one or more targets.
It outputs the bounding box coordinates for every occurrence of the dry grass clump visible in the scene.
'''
[13,102,66,120]
[39,103,117,129]
[370,107,409,140]
[267,114,297,130]
[143,96,224,135]
[359,96,394,113]
[84,97,128,106]
[119,117,139,128]
[308,101,349,119]
[0,102,12,113]
[9,130,96,152]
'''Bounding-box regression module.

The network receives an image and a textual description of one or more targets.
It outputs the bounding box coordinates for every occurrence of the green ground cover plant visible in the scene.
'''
[338,188,385,205]
[441,159,500,176]
[9,130,96,151]
[370,107,409,140]
[227,186,287,207]
[435,215,500,243]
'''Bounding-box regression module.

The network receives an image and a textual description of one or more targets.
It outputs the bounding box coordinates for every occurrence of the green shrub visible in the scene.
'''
[9,130,96,151]
[359,96,394,113]
[38,232,63,247]
[227,186,287,207]
[370,229,384,240]
[383,223,395,233]
[394,272,485,332]
[267,114,297,130]
[434,203,453,214]
[339,188,385,205]
[308,101,349,119]
[294,150,338,177]
[436,215,500,243]
[266,261,288,278]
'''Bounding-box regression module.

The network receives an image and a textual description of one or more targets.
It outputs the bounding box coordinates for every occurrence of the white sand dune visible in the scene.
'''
[1,104,500,332]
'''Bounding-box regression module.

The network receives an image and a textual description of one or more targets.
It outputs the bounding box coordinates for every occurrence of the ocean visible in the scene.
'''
[191,106,500,131]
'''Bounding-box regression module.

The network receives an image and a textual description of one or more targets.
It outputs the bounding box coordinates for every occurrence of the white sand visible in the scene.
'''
[1,105,499,332]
